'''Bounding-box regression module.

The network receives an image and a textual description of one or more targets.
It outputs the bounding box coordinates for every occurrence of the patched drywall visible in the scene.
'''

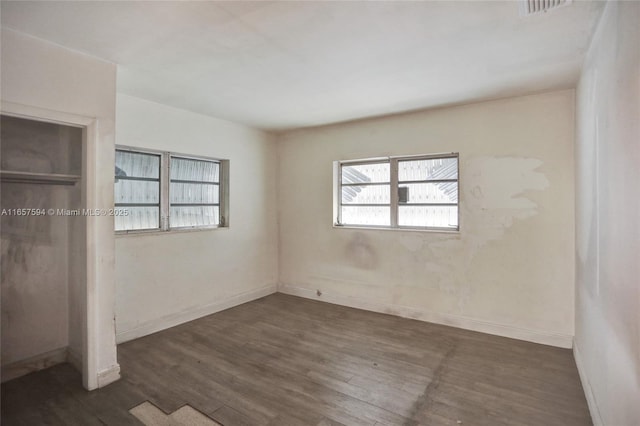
[574,1,640,424]
[278,90,575,347]
[114,95,278,342]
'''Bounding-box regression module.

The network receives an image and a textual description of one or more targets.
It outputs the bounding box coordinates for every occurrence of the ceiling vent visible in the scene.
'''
[519,0,572,17]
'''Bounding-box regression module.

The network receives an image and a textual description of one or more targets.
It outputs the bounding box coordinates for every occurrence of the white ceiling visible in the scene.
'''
[1,1,604,130]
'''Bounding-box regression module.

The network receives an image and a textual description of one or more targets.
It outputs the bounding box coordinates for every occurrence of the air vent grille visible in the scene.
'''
[519,0,572,16]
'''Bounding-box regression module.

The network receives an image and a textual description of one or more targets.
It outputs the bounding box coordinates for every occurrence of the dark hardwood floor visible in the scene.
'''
[2,293,592,425]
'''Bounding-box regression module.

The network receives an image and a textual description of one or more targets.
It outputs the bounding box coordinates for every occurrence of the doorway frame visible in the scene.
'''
[1,100,114,390]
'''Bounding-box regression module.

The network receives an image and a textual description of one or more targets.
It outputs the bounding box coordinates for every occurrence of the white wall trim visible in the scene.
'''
[116,284,277,344]
[1,347,68,383]
[573,340,603,426]
[67,348,83,373]
[97,364,121,388]
[84,118,100,390]
[279,284,574,348]
[1,101,93,127]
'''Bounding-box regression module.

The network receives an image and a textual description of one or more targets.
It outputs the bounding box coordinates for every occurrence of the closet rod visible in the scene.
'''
[0,171,80,185]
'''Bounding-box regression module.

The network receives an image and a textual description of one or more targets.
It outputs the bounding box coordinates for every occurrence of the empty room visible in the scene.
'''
[0,1,638,425]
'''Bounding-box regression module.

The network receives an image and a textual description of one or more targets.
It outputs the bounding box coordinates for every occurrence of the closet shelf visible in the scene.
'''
[0,170,81,185]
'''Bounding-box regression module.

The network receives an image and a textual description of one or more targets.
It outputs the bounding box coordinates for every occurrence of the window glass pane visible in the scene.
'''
[398,182,457,204]
[170,182,219,204]
[398,157,457,182]
[115,150,160,179]
[169,156,221,229]
[171,157,219,182]
[398,206,458,228]
[115,180,160,204]
[114,206,160,231]
[342,162,389,184]
[115,150,161,232]
[342,185,390,204]
[170,206,219,228]
[341,206,390,226]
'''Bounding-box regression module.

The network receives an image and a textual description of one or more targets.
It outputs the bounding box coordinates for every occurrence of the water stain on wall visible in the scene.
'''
[1,185,53,244]
[345,232,378,269]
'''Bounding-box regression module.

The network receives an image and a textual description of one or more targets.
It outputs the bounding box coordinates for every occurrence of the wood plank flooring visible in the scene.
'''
[2,293,592,425]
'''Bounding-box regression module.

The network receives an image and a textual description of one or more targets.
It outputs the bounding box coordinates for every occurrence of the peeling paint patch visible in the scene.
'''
[398,156,551,313]
[467,157,549,210]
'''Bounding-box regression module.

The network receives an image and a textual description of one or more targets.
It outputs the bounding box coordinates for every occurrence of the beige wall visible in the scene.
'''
[277,90,576,348]
[1,28,119,389]
[574,2,640,425]
[114,94,279,342]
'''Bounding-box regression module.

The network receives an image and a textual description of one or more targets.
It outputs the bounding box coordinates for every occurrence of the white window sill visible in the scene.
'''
[332,224,459,234]
[115,226,228,237]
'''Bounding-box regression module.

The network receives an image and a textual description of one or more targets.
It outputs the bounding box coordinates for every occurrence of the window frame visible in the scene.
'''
[338,158,392,228]
[334,153,459,232]
[115,146,229,235]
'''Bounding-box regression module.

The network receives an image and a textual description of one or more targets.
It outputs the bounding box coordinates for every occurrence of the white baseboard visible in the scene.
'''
[1,347,68,383]
[573,341,603,426]
[67,347,83,373]
[97,364,121,388]
[278,284,574,349]
[0,346,120,389]
[116,284,277,344]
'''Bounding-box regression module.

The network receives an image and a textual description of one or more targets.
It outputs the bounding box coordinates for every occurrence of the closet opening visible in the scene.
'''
[1,114,87,386]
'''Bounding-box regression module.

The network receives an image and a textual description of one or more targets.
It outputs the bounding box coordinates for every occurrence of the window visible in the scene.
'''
[115,147,228,233]
[335,153,459,231]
